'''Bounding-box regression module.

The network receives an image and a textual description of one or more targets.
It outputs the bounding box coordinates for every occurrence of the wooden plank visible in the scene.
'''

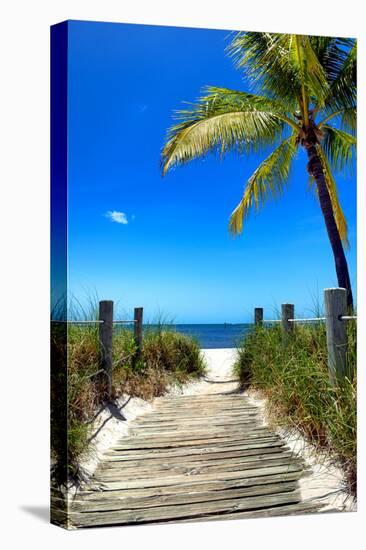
[132,420,259,428]
[128,425,261,435]
[130,419,264,430]
[168,500,325,523]
[117,430,273,446]
[76,470,306,501]
[104,441,288,461]
[139,413,259,422]
[141,408,260,415]
[152,402,257,410]
[119,427,267,437]
[70,491,302,527]
[145,404,257,412]
[100,445,288,469]
[88,463,303,491]
[124,427,274,439]
[130,422,262,432]
[153,401,251,409]
[159,394,246,401]
[71,480,297,513]
[139,411,259,420]
[110,435,279,451]
[93,456,303,481]
[95,452,302,477]
[148,413,258,419]
[106,441,288,459]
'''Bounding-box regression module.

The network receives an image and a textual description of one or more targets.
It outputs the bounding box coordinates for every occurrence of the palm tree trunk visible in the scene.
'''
[305,142,354,309]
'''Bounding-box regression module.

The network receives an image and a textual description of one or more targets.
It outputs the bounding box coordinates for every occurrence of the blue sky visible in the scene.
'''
[67,21,356,323]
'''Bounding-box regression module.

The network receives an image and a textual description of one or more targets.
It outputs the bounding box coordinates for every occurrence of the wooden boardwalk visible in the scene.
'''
[68,388,323,528]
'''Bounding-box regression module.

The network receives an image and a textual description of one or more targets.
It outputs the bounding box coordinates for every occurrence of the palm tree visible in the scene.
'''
[161,33,356,308]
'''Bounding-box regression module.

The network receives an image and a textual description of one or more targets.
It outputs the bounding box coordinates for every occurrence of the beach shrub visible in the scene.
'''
[233,321,357,495]
[51,323,206,485]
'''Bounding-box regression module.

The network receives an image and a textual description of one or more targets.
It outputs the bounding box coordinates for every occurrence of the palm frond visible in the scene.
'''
[311,37,355,85]
[322,125,356,174]
[161,87,294,175]
[316,144,349,247]
[288,34,330,109]
[318,107,356,138]
[227,32,300,107]
[340,108,357,134]
[229,136,297,234]
[228,32,329,109]
[324,41,357,112]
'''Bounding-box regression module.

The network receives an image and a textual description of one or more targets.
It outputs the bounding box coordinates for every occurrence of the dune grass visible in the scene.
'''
[233,321,357,495]
[51,321,205,485]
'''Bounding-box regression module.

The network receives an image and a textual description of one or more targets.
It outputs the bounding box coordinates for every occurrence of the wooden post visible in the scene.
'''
[254,307,263,326]
[324,288,347,385]
[281,303,294,333]
[99,300,113,398]
[133,307,143,366]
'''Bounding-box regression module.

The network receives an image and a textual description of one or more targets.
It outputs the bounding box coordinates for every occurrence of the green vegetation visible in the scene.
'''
[233,321,356,495]
[51,323,205,485]
[162,33,356,307]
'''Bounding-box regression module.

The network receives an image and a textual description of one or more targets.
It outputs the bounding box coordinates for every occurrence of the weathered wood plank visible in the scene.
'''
[77,470,306,501]
[99,448,293,470]
[128,425,261,436]
[115,431,273,446]
[71,481,298,513]
[88,463,303,491]
[159,395,247,401]
[93,456,303,482]
[129,421,266,432]
[110,434,280,451]
[102,445,290,466]
[152,403,257,411]
[70,490,302,527]
[103,441,288,461]
[138,414,258,423]
[113,430,275,442]
[167,500,325,523]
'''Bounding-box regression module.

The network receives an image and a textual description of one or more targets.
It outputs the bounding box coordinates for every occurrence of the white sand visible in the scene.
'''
[79,347,356,512]
[167,348,239,396]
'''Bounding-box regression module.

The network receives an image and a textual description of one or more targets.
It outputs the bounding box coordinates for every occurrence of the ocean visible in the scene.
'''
[115,323,254,349]
[172,324,252,349]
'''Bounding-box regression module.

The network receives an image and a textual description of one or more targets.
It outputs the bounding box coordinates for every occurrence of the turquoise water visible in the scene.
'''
[172,324,252,349]
[115,323,253,349]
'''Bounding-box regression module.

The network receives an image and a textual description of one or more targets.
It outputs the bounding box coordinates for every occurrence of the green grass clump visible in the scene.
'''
[233,321,356,495]
[111,328,206,401]
[51,323,205,486]
[142,329,205,376]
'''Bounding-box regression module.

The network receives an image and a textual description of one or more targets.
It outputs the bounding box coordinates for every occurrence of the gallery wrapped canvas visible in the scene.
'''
[50,20,357,529]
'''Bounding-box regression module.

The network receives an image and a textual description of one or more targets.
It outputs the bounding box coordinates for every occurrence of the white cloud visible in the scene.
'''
[105,211,128,224]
